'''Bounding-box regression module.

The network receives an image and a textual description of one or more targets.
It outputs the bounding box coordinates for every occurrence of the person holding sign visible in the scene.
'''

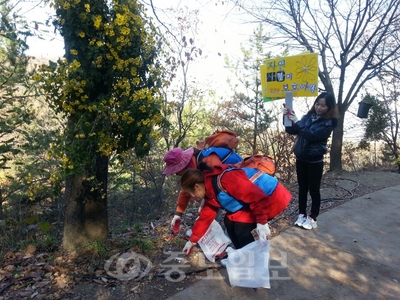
[283,92,339,230]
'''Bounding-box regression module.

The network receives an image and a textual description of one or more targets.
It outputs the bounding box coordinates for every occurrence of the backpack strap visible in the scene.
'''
[211,175,221,195]
[216,169,229,193]
[248,170,264,182]
[213,168,264,194]
[220,149,233,163]
[213,168,265,213]
[196,150,203,165]
[215,168,263,194]
[197,148,234,164]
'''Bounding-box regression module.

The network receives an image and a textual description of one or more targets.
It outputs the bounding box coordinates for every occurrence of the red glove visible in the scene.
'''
[171,215,181,234]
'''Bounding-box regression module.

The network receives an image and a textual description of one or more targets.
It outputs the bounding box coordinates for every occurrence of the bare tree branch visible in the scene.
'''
[233,0,400,170]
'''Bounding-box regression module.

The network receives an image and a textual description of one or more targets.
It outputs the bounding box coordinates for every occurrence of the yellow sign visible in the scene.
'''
[260,53,318,101]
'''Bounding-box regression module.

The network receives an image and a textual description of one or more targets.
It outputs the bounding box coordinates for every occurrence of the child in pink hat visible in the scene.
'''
[163,148,195,176]
[163,146,242,233]
[163,147,212,233]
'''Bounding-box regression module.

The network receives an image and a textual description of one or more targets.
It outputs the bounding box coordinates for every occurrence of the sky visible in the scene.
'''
[22,1,255,62]
[16,1,63,59]
[22,0,257,95]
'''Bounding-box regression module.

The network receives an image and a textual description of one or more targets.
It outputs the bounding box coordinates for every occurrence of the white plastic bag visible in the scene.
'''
[223,239,270,288]
[197,220,232,262]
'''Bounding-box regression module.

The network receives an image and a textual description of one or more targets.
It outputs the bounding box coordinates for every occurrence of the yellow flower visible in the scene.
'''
[95,56,103,65]
[70,49,78,55]
[84,3,90,12]
[79,32,85,38]
[94,15,102,29]
[115,13,126,26]
[120,27,130,35]
[69,59,81,71]
[32,73,43,81]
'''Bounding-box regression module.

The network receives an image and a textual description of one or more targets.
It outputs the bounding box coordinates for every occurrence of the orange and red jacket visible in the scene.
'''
[189,164,292,244]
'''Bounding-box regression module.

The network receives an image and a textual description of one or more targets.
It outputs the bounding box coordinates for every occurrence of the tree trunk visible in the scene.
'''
[0,189,3,220]
[253,95,258,155]
[62,153,109,251]
[330,116,344,171]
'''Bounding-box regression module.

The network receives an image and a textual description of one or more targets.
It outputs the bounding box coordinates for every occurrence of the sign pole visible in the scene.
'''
[284,91,293,127]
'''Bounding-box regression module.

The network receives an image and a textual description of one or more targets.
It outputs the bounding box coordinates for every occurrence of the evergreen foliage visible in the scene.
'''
[0,3,32,169]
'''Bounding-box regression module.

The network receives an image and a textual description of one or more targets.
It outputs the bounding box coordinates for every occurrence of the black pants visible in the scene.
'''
[224,216,257,249]
[296,160,323,220]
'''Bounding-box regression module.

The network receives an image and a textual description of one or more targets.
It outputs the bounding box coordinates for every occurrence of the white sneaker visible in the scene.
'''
[302,216,317,230]
[294,214,307,226]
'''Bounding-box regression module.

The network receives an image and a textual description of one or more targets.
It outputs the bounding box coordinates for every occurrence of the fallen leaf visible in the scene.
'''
[25,271,44,279]
[92,279,105,285]
[34,280,51,288]
[25,245,37,256]
[5,251,16,259]
[54,275,69,289]
[130,285,140,292]
[4,265,15,272]
[36,253,48,259]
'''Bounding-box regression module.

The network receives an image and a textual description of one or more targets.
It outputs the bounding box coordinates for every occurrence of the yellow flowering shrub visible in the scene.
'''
[36,0,166,179]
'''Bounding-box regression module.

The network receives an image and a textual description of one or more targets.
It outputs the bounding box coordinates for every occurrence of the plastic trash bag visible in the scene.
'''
[223,239,270,288]
[197,220,232,262]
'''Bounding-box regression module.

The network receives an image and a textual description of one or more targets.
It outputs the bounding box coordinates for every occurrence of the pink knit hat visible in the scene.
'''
[163,147,194,175]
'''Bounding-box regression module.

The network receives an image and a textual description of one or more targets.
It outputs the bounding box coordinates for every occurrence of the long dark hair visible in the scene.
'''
[180,169,204,193]
[308,92,340,119]
[180,162,213,192]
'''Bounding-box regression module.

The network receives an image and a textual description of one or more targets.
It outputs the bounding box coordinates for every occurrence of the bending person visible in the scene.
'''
[163,147,242,232]
[179,164,292,254]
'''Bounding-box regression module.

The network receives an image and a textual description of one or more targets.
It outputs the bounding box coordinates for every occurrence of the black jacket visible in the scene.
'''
[285,113,337,162]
